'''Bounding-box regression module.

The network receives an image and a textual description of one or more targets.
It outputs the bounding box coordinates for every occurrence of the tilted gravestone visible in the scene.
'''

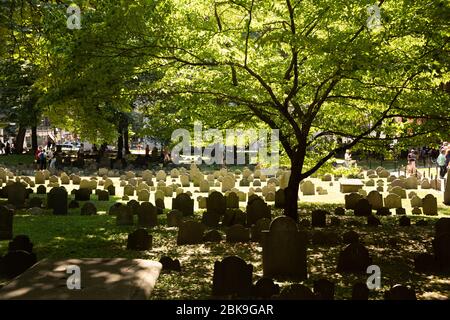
[212,256,253,297]
[137,202,158,228]
[337,242,372,274]
[177,221,205,245]
[226,224,250,243]
[0,206,14,240]
[47,187,68,215]
[207,191,226,216]
[97,190,109,201]
[246,197,271,226]
[261,216,307,280]
[172,193,194,216]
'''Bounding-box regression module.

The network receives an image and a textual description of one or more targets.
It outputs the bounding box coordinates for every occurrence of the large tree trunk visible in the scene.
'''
[117,128,123,159]
[284,162,302,221]
[14,126,27,154]
[123,118,130,155]
[31,126,38,153]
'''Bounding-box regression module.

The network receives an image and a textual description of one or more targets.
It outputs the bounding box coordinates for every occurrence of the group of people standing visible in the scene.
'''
[407,142,450,179]
[0,141,12,155]
[35,146,56,170]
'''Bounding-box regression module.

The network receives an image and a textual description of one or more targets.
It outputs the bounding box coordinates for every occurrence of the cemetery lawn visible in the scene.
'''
[0,155,35,166]
[1,198,449,300]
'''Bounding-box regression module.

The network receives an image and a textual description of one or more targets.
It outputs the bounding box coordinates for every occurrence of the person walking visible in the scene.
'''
[0,140,4,155]
[5,142,10,155]
[437,149,447,179]
[407,149,417,175]
[39,148,47,170]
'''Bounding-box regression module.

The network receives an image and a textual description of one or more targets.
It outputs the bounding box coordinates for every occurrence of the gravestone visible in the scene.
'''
[252,278,280,299]
[390,186,406,199]
[137,202,158,228]
[221,176,235,193]
[399,216,411,226]
[278,284,315,300]
[172,193,194,216]
[367,191,383,210]
[123,185,135,197]
[301,181,315,196]
[81,202,97,215]
[177,221,205,245]
[226,224,250,243]
[250,218,271,242]
[246,198,271,226]
[155,198,165,213]
[274,189,285,209]
[345,193,363,210]
[160,256,181,272]
[396,208,406,215]
[422,194,437,216]
[127,200,140,215]
[212,256,253,297]
[313,279,335,300]
[8,235,33,253]
[116,206,134,226]
[37,185,46,195]
[203,230,222,243]
[206,191,226,216]
[410,196,422,208]
[107,185,116,196]
[311,210,327,227]
[0,206,14,240]
[137,189,150,202]
[226,192,239,209]
[0,251,37,278]
[35,172,45,184]
[343,231,360,244]
[261,217,307,280]
[411,207,422,215]
[384,285,416,300]
[367,215,381,226]
[340,179,364,193]
[97,190,109,201]
[47,187,68,215]
[28,197,43,209]
[202,211,221,228]
[337,242,372,274]
[74,188,91,201]
[68,200,79,209]
[222,209,246,227]
[7,182,26,208]
[352,283,369,300]
[405,176,418,189]
[334,207,346,216]
[384,194,402,209]
[444,169,450,205]
[127,228,152,251]
[167,210,183,227]
[354,199,372,217]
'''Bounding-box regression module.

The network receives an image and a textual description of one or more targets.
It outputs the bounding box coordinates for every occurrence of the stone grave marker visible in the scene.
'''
[137,202,158,228]
[337,242,372,274]
[354,199,372,216]
[246,197,271,226]
[127,228,152,251]
[47,187,68,215]
[172,193,194,216]
[177,221,205,245]
[81,202,97,215]
[422,194,437,216]
[212,256,253,297]
[226,224,250,243]
[0,206,14,240]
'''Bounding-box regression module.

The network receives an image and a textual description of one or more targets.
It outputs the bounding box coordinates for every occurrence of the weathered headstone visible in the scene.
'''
[47,187,68,215]
[345,193,363,210]
[81,202,97,215]
[261,217,307,280]
[422,194,437,216]
[226,224,250,243]
[7,182,26,208]
[177,221,205,245]
[212,256,253,297]
[172,193,194,216]
[127,228,152,251]
[311,210,327,227]
[384,194,402,209]
[246,198,271,226]
[167,210,183,227]
[116,206,134,226]
[337,242,372,274]
[0,206,14,240]
[354,199,372,216]
[367,191,383,210]
[137,202,158,228]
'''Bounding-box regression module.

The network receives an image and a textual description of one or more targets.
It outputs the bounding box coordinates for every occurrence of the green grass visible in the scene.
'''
[1,198,449,300]
[0,154,35,166]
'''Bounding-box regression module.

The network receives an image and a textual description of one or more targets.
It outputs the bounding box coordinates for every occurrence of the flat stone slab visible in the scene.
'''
[340,179,364,193]
[0,258,162,300]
